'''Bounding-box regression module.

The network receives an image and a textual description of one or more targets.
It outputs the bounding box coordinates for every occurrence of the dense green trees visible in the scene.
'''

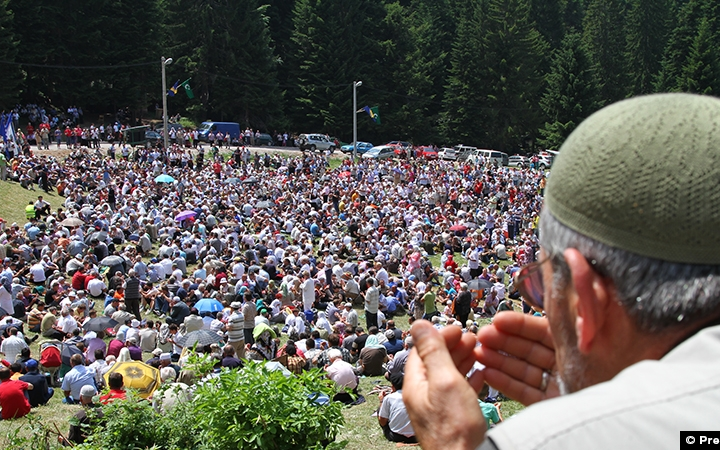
[582,0,628,105]
[0,0,21,109]
[539,32,599,149]
[3,0,720,150]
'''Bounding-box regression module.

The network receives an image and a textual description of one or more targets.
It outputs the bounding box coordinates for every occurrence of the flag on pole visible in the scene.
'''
[362,106,381,124]
[167,79,180,97]
[181,78,194,99]
[0,114,15,143]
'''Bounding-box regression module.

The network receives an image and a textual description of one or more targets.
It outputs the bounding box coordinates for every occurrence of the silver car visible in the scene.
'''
[362,145,396,160]
[296,134,337,152]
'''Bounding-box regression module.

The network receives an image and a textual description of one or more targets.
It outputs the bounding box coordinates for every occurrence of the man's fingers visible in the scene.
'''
[467,369,485,394]
[480,366,545,406]
[440,325,477,369]
[410,320,460,384]
[475,335,555,372]
[489,312,555,349]
[474,345,551,388]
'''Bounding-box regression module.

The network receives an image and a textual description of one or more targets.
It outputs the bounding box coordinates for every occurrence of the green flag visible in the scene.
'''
[362,105,381,124]
[370,106,380,124]
[181,78,194,99]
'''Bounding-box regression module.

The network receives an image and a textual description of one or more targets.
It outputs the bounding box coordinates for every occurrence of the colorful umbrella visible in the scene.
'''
[104,361,161,399]
[449,224,468,232]
[174,210,197,221]
[155,174,175,183]
[194,298,223,314]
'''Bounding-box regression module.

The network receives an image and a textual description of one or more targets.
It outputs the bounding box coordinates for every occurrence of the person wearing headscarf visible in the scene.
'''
[357,333,388,376]
[246,322,277,361]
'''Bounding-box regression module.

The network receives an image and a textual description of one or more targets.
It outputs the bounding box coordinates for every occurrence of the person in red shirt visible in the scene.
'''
[63,127,72,149]
[0,366,33,419]
[212,161,222,179]
[99,372,126,405]
[72,267,88,290]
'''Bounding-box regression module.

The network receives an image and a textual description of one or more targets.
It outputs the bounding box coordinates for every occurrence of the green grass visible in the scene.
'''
[0,180,66,225]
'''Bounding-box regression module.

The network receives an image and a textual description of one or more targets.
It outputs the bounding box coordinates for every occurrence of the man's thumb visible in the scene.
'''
[410,320,457,382]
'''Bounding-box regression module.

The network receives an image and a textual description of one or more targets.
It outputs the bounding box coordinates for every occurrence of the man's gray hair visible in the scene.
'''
[540,209,720,333]
[327,349,342,361]
[404,336,413,349]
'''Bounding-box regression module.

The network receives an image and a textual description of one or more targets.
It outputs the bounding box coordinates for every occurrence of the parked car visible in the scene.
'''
[340,141,373,153]
[362,145,396,160]
[453,144,478,161]
[296,134,337,152]
[439,147,458,160]
[197,121,241,143]
[537,151,555,169]
[145,130,162,145]
[254,133,275,146]
[508,155,528,168]
[416,146,439,160]
[387,140,412,150]
[467,149,509,166]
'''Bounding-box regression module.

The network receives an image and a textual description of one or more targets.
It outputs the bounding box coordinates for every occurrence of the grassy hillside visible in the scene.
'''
[0,180,65,226]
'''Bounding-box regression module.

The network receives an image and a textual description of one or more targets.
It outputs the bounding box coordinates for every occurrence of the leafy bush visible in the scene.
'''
[191,361,346,450]
[78,391,197,450]
[72,362,346,450]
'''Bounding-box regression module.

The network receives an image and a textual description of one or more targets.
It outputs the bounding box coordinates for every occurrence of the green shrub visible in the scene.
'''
[191,361,346,450]
[74,362,346,450]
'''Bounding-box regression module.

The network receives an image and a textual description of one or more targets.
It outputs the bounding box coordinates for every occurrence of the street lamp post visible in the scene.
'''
[161,56,173,150]
[352,80,362,161]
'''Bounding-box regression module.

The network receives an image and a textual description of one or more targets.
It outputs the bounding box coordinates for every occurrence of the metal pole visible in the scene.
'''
[161,56,172,150]
[353,80,362,162]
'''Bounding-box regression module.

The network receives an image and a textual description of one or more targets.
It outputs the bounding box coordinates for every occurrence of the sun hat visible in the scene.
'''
[546,93,720,264]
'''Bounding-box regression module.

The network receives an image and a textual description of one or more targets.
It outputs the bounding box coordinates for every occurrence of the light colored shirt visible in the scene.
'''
[61,365,96,399]
[227,312,245,343]
[379,390,415,438]
[0,335,28,360]
[365,287,379,314]
[326,359,357,390]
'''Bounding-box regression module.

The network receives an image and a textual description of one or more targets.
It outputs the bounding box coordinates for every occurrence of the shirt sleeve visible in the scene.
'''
[476,438,499,450]
[61,374,71,392]
[378,395,391,419]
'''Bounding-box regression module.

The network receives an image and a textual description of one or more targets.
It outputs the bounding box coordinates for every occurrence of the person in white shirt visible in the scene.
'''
[378,372,416,444]
[300,272,315,312]
[29,260,47,284]
[285,308,306,335]
[0,327,28,361]
[58,308,78,334]
[231,258,245,281]
[325,349,358,404]
[86,277,107,297]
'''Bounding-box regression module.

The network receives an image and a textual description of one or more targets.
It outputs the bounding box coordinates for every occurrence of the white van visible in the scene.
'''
[452,144,478,161]
[467,149,509,166]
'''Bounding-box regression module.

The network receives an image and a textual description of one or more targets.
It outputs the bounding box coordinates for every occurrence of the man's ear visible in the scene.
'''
[563,248,611,354]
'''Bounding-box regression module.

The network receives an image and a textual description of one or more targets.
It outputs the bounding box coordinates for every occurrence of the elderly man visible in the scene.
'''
[62,353,96,404]
[403,94,720,449]
[325,348,357,404]
[65,385,102,445]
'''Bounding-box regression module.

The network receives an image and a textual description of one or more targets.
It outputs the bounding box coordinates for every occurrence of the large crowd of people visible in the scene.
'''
[0,121,549,445]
